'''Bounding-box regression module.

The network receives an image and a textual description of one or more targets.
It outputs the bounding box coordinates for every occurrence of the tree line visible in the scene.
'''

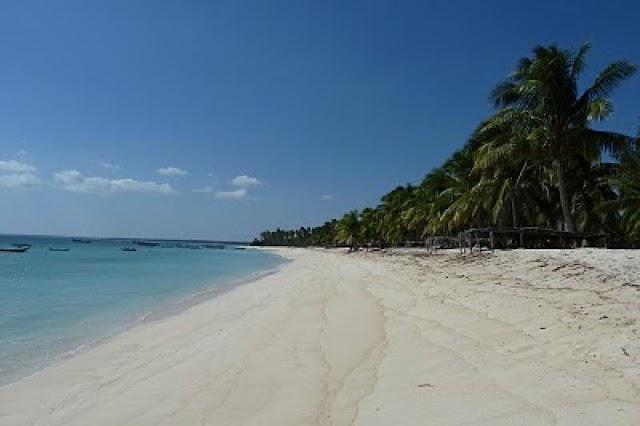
[253,44,639,248]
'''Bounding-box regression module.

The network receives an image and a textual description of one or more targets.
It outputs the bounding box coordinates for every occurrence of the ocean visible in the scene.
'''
[0,235,284,386]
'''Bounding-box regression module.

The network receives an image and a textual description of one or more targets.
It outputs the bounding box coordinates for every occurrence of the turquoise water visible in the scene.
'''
[0,235,283,386]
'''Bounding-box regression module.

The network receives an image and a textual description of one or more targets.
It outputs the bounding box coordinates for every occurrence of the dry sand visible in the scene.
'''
[1,247,639,425]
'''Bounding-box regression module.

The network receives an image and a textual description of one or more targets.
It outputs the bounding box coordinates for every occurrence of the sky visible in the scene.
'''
[1,0,638,240]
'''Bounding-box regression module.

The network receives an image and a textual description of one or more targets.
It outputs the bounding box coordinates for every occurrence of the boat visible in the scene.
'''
[136,241,159,247]
[0,246,29,253]
[122,247,137,252]
[11,243,31,247]
[235,247,246,250]
[49,247,70,252]
[71,238,92,243]
[204,244,225,249]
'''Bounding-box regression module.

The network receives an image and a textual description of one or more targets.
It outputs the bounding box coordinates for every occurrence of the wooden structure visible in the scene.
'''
[425,236,461,253]
[421,228,640,253]
[457,227,609,253]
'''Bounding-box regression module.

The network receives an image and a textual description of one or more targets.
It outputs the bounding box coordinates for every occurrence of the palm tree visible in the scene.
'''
[472,114,557,229]
[336,210,361,251]
[378,185,414,245]
[489,43,636,232]
[402,185,435,239]
[598,147,640,237]
[360,207,382,248]
[427,146,479,234]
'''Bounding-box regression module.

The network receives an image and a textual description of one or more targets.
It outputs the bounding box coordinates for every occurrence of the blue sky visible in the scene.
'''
[1,0,638,240]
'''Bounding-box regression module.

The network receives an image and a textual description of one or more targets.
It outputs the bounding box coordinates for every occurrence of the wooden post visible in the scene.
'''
[462,232,466,254]
[490,230,494,251]
[462,231,467,254]
[471,230,478,253]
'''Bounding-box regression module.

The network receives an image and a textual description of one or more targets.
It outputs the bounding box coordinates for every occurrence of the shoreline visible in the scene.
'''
[1,247,639,425]
[140,259,288,323]
[0,251,288,389]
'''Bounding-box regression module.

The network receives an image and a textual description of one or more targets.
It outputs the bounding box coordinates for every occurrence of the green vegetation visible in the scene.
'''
[253,44,638,248]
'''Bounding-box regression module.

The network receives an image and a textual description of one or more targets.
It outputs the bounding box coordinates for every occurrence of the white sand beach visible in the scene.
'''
[1,247,640,425]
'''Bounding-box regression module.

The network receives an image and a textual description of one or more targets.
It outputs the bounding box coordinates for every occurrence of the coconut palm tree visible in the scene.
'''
[489,43,636,232]
[360,207,383,248]
[427,146,479,234]
[471,113,559,229]
[598,147,640,237]
[336,210,361,251]
[378,185,414,245]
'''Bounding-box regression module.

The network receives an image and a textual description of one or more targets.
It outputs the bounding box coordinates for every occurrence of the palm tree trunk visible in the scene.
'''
[511,196,519,228]
[553,160,575,232]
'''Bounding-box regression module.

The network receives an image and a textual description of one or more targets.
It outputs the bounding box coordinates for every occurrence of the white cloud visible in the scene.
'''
[0,159,40,189]
[157,166,188,176]
[54,170,176,194]
[321,194,333,201]
[0,159,37,173]
[54,170,83,185]
[110,179,175,194]
[100,162,120,171]
[197,174,260,199]
[0,173,41,189]
[231,175,261,187]
[214,188,247,200]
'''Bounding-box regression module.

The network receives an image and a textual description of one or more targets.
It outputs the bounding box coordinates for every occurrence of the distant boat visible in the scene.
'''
[122,247,137,252]
[11,243,31,247]
[72,238,92,243]
[204,244,225,249]
[136,241,158,247]
[235,247,246,250]
[49,247,70,252]
[0,246,29,253]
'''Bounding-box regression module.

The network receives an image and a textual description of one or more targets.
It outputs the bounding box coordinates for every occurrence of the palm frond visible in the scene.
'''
[582,61,637,101]
[490,81,518,108]
[473,141,519,171]
[491,179,509,223]
[584,129,637,155]
[586,98,614,121]
[570,43,591,79]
